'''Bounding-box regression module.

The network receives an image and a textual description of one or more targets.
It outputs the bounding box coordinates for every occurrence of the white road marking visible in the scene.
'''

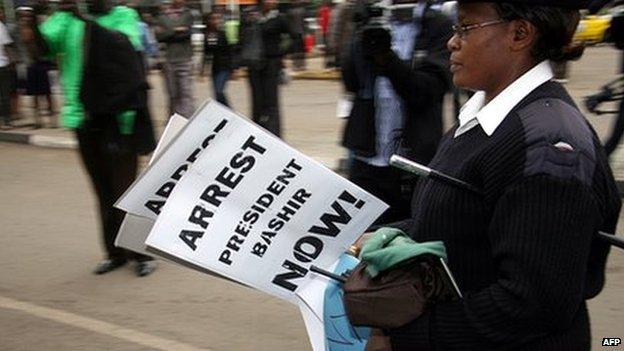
[0,296,212,351]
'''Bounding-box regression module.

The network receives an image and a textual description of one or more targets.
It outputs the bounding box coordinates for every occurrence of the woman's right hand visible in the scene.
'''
[352,232,374,254]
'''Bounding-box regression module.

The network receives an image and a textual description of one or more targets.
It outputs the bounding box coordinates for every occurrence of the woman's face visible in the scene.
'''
[447,2,513,92]
[209,13,221,28]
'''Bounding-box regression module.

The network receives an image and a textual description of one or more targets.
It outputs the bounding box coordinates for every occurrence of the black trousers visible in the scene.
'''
[248,58,281,137]
[76,128,152,262]
[0,66,11,125]
[348,158,411,225]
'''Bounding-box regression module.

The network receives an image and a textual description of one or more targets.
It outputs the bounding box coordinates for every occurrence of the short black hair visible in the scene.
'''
[494,3,582,61]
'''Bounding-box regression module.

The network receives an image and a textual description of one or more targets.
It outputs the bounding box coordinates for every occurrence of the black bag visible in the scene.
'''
[343,255,459,329]
[80,21,156,155]
[80,21,145,116]
[342,98,377,157]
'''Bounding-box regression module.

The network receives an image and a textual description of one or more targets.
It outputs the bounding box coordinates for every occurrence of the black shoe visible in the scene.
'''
[135,261,157,277]
[93,259,127,275]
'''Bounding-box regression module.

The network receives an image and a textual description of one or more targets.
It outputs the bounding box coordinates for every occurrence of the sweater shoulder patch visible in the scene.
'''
[517,98,596,185]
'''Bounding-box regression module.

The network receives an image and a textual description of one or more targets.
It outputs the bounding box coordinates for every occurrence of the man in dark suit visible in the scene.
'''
[342,1,453,224]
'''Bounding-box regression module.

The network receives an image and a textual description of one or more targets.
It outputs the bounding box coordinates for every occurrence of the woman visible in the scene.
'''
[202,12,233,107]
[18,8,55,128]
[374,1,621,349]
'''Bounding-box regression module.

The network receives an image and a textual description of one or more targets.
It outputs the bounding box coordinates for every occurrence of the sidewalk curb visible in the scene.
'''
[0,131,77,149]
[233,69,340,81]
[291,71,340,81]
[3,129,624,196]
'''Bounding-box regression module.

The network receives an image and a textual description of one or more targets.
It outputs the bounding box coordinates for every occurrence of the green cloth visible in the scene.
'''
[96,6,143,50]
[39,6,142,134]
[224,20,240,45]
[360,227,447,278]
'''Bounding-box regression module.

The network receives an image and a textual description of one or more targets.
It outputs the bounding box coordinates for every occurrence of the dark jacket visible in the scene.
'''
[80,21,156,155]
[342,8,453,164]
[259,11,297,58]
[204,30,233,73]
[81,21,144,116]
[156,8,194,63]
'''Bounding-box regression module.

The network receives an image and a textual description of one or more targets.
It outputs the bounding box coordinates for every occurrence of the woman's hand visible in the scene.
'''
[352,232,374,254]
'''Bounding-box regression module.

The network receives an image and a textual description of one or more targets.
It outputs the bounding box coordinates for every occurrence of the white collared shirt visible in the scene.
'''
[454,60,554,138]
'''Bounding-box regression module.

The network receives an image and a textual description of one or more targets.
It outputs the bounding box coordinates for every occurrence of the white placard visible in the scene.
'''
[115,103,232,219]
[145,101,388,303]
[114,114,188,255]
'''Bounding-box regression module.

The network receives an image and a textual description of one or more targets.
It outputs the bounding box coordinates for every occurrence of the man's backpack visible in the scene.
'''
[80,20,156,155]
[80,20,145,116]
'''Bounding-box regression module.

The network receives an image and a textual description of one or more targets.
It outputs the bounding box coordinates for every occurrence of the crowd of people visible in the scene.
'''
[0,5,56,130]
[1,0,624,349]
[0,0,368,132]
[0,0,377,275]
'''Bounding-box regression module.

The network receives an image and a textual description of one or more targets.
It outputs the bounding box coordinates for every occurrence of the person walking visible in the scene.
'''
[155,0,195,118]
[17,8,55,128]
[240,0,296,137]
[201,12,233,107]
[342,2,453,224]
[32,0,157,276]
[138,10,159,71]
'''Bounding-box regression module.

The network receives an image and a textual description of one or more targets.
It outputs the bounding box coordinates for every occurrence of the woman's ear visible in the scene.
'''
[509,19,537,52]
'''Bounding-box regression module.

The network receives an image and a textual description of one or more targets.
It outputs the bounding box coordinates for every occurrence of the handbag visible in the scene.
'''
[343,255,458,329]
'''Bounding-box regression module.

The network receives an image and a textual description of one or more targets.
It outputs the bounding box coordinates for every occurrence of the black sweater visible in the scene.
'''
[388,81,621,350]
[203,30,233,73]
[260,13,296,58]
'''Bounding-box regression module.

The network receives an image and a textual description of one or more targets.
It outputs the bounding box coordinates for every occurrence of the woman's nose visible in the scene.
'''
[447,33,461,52]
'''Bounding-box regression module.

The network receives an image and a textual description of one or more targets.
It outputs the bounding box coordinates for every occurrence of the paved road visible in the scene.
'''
[1,143,623,350]
[1,47,624,350]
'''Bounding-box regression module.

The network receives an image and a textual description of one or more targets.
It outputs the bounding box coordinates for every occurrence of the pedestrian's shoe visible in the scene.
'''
[93,258,127,275]
[136,261,157,277]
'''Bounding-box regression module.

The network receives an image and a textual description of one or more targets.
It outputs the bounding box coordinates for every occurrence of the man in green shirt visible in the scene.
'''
[36,0,156,277]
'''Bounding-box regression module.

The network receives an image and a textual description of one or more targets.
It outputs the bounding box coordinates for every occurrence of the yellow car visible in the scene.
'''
[573,12,612,44]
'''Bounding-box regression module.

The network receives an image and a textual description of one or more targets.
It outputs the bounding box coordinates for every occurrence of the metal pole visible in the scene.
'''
[598,232,624,250]
[390,154,624,252]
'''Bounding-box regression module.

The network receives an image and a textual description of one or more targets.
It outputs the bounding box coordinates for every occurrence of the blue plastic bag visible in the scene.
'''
[324,254,371,351]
